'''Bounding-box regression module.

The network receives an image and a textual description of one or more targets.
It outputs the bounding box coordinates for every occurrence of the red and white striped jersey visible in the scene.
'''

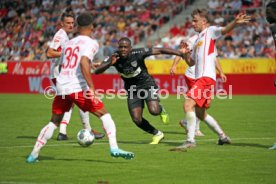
[49,28,69,79]
[191,26,222,81]
[185,34,198,79]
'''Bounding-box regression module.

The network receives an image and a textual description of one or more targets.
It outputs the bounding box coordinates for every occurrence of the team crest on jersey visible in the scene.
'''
[131,60,137,67]
[195,41,203,48]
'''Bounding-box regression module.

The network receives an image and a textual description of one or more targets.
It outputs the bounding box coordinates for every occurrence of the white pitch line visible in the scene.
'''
[0,137,275,149]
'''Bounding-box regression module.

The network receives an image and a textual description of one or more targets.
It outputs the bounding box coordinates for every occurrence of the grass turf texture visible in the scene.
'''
[0,94,275,184]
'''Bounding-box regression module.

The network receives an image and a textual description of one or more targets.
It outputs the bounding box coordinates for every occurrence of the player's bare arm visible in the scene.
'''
[181,48,195,67]
[170,56,181,75]
[215,58,227,82]
[80,56,95,92]
[46,47,62,58]
[151,47,186,58]
[221,13,251,35]
[170,41,189,75]
[94,53,119,74]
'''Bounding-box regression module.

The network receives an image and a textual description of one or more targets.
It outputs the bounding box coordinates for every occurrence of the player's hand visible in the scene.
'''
[179,41,188,49]
[235,13,251,24]
[170,65,177,75]
[91,62,101,69]
[220,73,227,83]
[86,88,101,102]
[111,53,119,65]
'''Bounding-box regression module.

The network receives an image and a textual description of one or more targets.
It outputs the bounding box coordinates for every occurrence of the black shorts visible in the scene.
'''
[127,88,160,110]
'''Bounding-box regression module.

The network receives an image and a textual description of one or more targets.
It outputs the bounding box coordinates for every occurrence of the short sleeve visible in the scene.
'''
[209,26,222,40]
[141,47,153,58]
[82,40,99,61]
[49,30,66,50]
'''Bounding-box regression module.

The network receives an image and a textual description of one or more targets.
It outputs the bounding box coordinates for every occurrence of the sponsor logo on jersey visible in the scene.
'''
[120,67,141,78]
[131,60,137,67]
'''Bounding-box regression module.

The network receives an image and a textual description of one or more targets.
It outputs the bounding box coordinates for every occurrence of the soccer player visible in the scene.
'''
[26,12,134,163]
[266,0,276,150]
[94,37,186,144]
[170,9,251,151]
[46,12,105,140]
[170,37,227,137]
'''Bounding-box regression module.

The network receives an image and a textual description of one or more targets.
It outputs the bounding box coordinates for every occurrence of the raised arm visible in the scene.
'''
[94,54,119,74]
[152,47,194,66]
[221,13,251,35]
[152,48,185,58]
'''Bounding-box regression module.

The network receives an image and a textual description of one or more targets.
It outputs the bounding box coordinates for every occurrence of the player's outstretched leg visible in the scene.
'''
[129,106,164,144]
[203,114,231,145]
[99,113,134,160]
[26,122,57,163]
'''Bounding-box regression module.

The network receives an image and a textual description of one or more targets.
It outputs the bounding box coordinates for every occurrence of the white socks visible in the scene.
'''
[100,113,118,150]
[186,111,197,143]
[31,122,57,157]
[60,107,92,135]
[195,117,201,131]
[78,109,91,132]
[59,107,73,134]
[204,114,225,138]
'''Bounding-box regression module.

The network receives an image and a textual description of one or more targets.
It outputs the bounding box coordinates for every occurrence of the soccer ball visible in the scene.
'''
[77,129,95,147]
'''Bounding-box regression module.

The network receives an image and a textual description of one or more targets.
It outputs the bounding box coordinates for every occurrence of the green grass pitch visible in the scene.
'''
[0,94,275,184]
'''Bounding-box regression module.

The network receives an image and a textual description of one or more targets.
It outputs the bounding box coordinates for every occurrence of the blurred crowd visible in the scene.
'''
[150,0,276,59]
[0,0,275,62]
[0,0,186,62]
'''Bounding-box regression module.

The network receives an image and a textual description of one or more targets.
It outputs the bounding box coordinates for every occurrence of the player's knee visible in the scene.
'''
[148,107,160,116]
[196,114,205,121]
[132,117,143,125]
[184,103,193,112]
[51,114,64,126]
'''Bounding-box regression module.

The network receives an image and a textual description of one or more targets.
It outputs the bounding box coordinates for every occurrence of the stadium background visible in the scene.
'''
[0,0,275,95]
[0,1,276,184]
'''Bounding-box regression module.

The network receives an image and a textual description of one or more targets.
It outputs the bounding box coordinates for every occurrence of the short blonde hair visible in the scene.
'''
[191,8,210,22]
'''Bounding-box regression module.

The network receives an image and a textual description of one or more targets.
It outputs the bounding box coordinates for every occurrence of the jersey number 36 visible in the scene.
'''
[62,46,79,69]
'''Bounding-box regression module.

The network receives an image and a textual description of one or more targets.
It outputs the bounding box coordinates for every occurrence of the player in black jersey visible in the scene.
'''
[95,37,185,144]
[266,0,276,150]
